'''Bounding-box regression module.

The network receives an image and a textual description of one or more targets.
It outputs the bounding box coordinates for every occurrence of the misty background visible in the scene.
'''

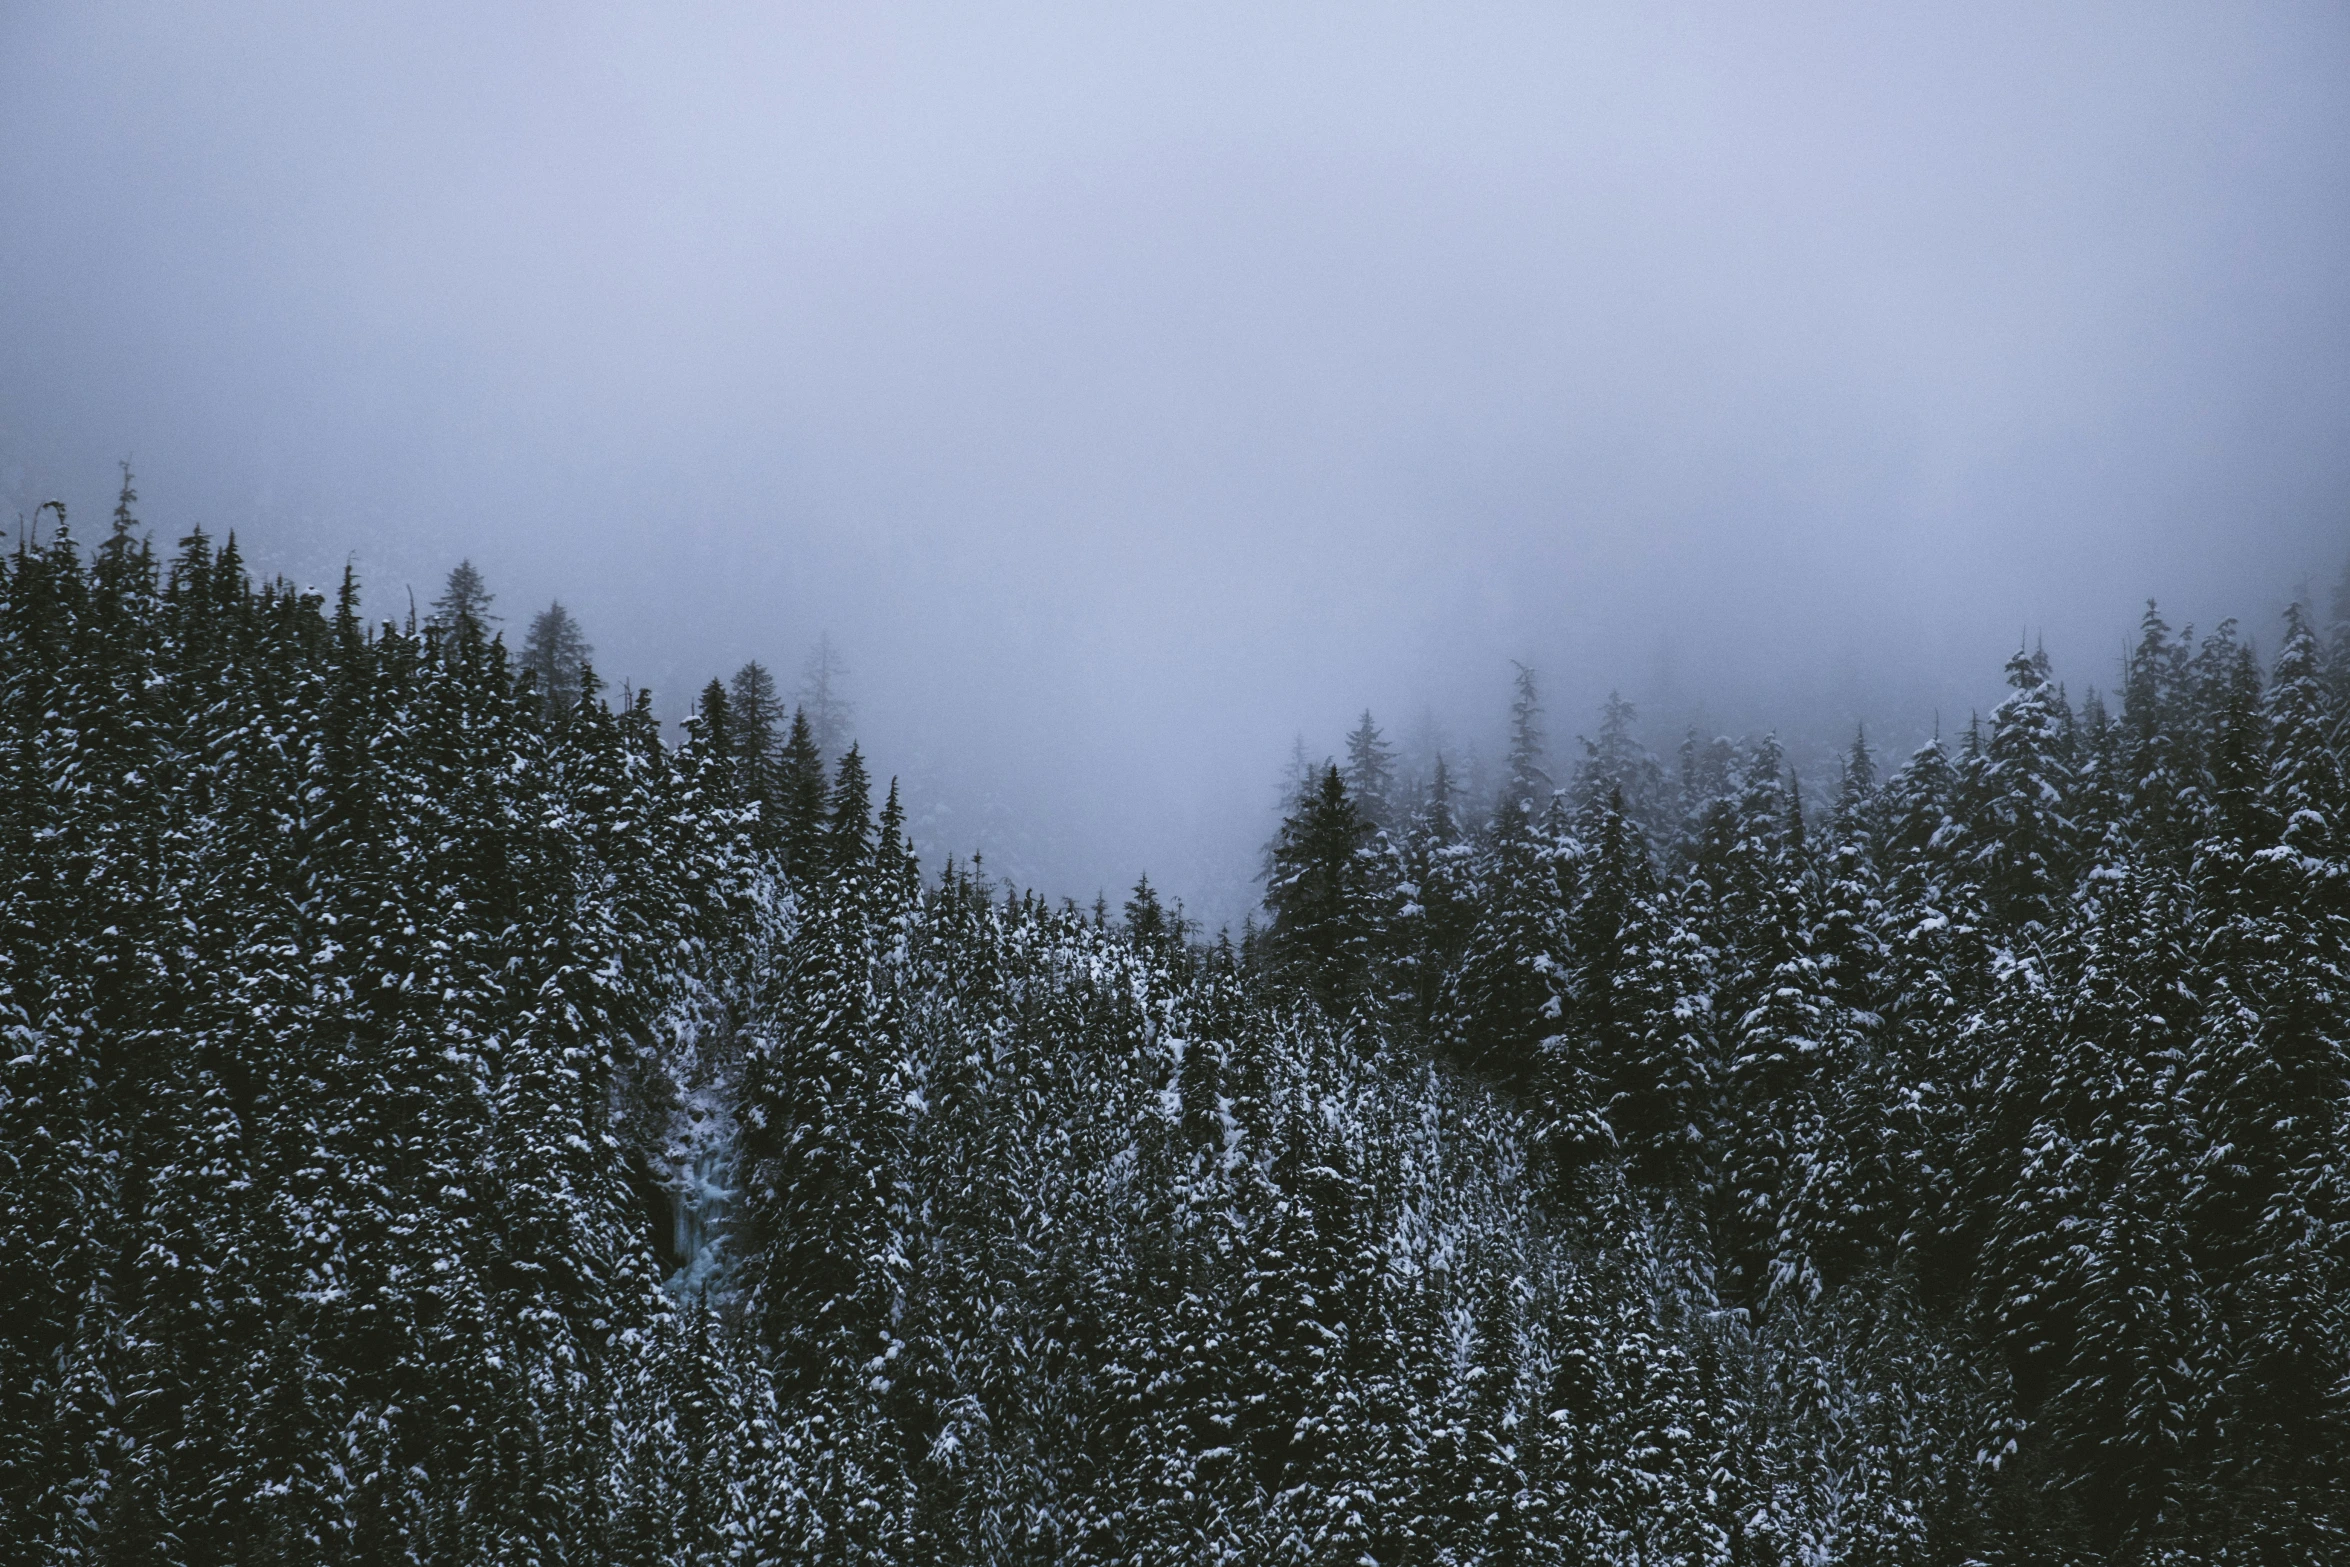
[4,2,2347,930]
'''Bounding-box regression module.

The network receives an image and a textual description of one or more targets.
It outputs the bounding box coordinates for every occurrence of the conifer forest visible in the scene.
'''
[3,486,2347,1567]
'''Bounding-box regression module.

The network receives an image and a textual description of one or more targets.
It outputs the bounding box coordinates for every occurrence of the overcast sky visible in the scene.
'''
[5,2,2347,924]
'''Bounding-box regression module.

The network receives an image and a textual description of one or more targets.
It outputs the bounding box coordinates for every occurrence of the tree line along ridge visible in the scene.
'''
[3,482,2347,1563]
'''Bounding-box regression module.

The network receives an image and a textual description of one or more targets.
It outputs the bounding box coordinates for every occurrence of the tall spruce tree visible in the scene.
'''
[1968,647,2079,939]
[1502,660,1550,825]
[778,705,830,875]
[1343,710,1398,832]
[727,659,785,784]
[520,600,593,715]
[1264,765,1377,1016]
[428,559,497,643]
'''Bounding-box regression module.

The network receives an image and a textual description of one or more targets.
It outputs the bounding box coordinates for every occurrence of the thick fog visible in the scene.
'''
[5,2,2348,928]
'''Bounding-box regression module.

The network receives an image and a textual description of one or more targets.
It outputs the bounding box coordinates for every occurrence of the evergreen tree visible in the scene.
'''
[1502,660,1550,823]
[1967,647,2079,939]
[1123,872,1171,952]
[1397,756,1479,1029]
[1343,710,1398,831]
[520,600,592,714]
[428,559,497,643]
[1264,764,1378,1016]
[1677,728,1737,849]
[1547,787,1711,1190]
[778,705,831,875]
[1834,723,1876,833]
[825,744,874,872]
[2263,602,2345,866]
[737,862,899,1397]
[1575,690,1670,837]
[799,632,854,759]
[2122,602,2197,865]
[1444,794,1576,1090]
[728,658,785,783]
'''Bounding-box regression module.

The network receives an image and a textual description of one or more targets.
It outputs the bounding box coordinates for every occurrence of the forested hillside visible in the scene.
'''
[4,494,2347,1564]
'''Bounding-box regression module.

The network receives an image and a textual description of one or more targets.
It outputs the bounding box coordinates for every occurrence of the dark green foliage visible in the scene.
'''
[0,523,748,1563]
[778,704,831,874]
[1241,613,2350,1560]
[3,501,2345,1567]
[1264,764,1380,1016]
[1122,871,1170,950]
[824,742,874,870]
[728,659,785,773]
